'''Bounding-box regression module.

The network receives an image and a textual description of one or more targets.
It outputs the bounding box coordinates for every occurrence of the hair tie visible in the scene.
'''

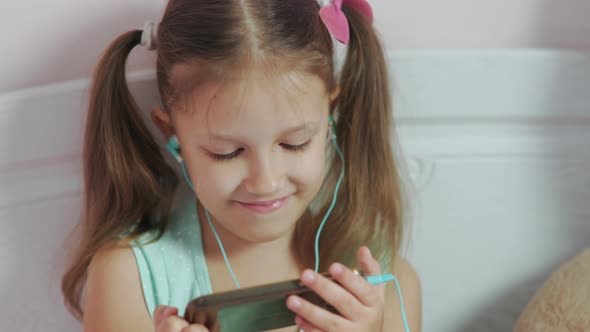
[141,21,158,50]
[316,0,373,79]
[317,0,373,44]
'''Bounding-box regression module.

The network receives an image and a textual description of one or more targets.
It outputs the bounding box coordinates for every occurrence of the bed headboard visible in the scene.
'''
[1,49,589,331]
[393,50,590,331]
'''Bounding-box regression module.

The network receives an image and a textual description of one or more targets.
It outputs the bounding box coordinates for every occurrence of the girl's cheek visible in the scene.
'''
[188,159,242,195]
[291,146,327,189]
[213,168,245,194]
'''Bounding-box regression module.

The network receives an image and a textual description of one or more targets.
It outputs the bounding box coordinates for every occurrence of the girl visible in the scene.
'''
[62,0,421,331]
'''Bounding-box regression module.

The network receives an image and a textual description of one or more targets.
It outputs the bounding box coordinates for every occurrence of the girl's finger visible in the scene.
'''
[158,316,190,332]
[159,318,191,332]
[155,306,190,332]
[287,294,349,331]
[154,306,178,328]
[299,269,362,319]
[295,315,324,332]
[357,246,387,303]
[329,262,381,307]
[154,305,166,326]
[357,246,382,276]
[180,324,210,332]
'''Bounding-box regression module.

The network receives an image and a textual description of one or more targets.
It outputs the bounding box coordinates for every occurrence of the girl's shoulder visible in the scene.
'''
[391,255,420,286]
[128,199,212,317]
[84,244,154,331]
[383,255,422,332]
[132,198,199,247]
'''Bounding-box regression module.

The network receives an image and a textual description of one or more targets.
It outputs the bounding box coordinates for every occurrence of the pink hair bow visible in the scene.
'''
[318,0,373,44]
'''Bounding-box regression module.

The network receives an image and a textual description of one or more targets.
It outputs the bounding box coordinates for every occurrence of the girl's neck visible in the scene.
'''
[198,205,302,290]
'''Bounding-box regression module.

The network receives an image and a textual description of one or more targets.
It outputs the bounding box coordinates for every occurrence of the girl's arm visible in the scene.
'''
[382,256,422,332]
[84,246,154,332]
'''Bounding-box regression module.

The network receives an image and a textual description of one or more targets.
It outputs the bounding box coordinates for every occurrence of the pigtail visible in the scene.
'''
[61,31,178,319]
[296,8,403,272]
[334,7,403,268]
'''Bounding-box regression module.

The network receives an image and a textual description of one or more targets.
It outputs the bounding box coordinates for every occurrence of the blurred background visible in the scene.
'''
[1,1,589,331]
[1,0,589,93]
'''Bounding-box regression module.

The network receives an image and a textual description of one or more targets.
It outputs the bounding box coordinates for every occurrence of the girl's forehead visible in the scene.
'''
[173,70,330,133]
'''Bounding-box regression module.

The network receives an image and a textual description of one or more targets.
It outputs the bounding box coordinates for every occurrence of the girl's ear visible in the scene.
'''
[330,85,341,102]
[150,107,174,139]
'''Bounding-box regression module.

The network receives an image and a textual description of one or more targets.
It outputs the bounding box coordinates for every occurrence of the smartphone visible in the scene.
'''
[184,273,339,332]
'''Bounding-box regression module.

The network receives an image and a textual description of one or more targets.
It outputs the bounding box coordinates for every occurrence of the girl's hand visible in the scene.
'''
[153,305,210,332]
[286,246,385,332]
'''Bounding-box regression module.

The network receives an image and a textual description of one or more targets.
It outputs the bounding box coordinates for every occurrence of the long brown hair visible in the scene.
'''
[62,0,403,319]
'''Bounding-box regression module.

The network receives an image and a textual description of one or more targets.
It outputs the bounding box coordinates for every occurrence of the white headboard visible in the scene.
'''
[393,50,590,331]
[1,50,589,331]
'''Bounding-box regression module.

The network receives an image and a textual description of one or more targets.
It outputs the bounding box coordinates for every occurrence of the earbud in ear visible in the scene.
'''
[166,135,183,162]
[328,114,337,141]
[327,114,344,161]
[166,135,195,190]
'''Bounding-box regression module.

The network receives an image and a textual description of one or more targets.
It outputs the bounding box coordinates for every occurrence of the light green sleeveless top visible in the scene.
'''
[130,199,213,319]
[130,199,303,331]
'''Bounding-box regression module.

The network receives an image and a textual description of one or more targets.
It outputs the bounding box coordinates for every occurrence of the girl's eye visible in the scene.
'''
[281,140,311,151]
[209,148,243,161]
[208,140,310,161]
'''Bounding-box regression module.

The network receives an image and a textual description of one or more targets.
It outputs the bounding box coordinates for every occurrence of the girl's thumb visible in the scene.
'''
[154,305,179,327]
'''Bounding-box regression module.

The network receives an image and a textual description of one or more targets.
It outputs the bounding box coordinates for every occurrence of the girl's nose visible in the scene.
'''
[243,156,284,196]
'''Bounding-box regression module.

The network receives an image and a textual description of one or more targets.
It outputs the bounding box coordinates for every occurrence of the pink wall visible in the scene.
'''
[1,0,590,93]
[376,0,590,50]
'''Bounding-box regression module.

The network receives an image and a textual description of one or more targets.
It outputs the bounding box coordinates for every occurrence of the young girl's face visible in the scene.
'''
[170,69,332,244]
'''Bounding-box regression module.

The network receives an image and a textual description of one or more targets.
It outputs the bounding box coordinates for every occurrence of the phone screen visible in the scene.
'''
[216,297,297,331]
[185,274,338,331]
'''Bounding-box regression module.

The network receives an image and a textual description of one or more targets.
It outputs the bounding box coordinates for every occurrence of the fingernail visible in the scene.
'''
[288,296,302,309]
[162,306,177,318]
[331,263,344,275]
[154,305,165,322]
[302,270,315,283]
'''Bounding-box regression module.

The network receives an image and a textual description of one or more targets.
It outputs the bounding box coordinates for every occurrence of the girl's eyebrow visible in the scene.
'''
[208,121,321,141]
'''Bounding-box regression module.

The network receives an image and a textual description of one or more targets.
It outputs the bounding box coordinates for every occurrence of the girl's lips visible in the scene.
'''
[236,195,291,214]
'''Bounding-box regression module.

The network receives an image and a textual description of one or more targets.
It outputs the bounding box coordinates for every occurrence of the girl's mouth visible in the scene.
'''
[236,195,291,214]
